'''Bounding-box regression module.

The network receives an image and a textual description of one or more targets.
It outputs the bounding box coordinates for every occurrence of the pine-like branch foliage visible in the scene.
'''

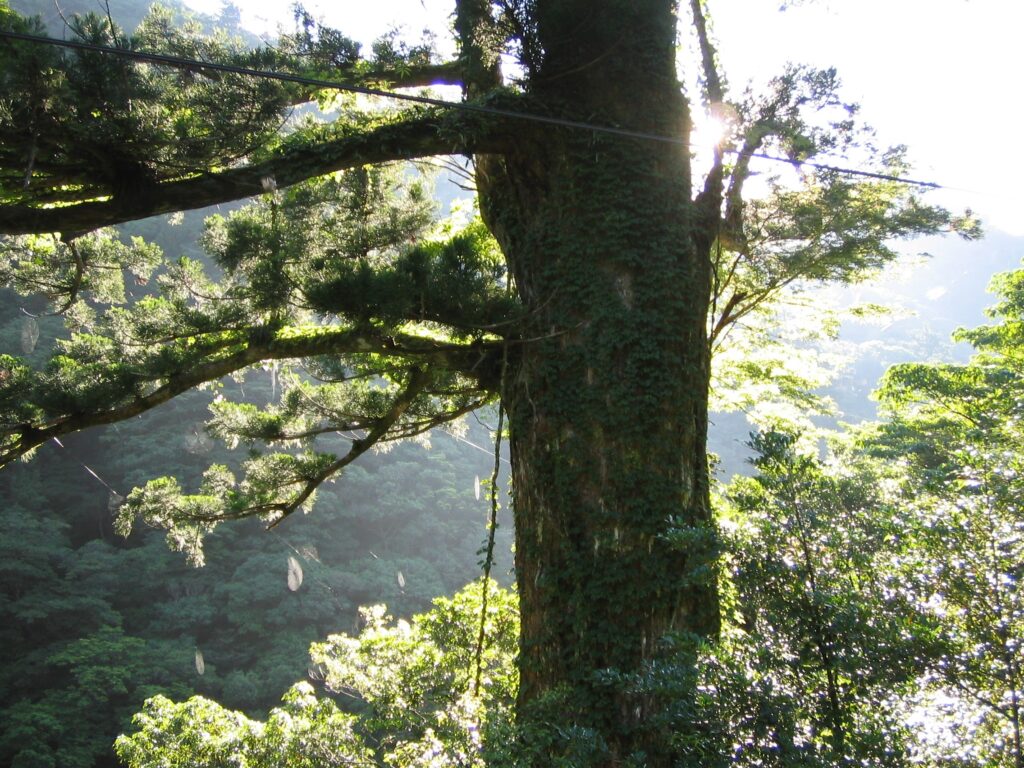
[0,6,294,207]
[1,137,508,560]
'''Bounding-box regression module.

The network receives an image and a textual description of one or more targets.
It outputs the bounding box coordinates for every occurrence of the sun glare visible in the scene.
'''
[691,113,730,155]
[688,108,737,180]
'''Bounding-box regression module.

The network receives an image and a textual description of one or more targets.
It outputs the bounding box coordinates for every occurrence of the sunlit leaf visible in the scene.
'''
[20,316,38,354]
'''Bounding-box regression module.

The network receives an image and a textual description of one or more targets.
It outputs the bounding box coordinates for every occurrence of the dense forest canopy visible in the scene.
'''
[0,0,1011,766]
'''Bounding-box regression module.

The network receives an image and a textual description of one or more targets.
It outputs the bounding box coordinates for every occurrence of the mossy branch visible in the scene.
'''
[258,366,432,527]
[0,325,500,467]
[0,110,508,236]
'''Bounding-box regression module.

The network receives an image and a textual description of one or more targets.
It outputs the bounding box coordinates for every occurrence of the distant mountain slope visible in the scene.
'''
[12,0,251,40]
[709,228,1024,477]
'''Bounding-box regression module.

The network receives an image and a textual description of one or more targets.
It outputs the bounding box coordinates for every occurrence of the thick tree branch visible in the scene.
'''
[255,394,486,445]
[0,325,501,467]
[722,130,767,249]
[709,273,806,351]
[689,0,724,106]
[708,288,748,348]
[691,0,729,212]
[283,60,466,105]
[0,110,507,236]
[361,60,466,89]
[262,366,433,526]
[455,0,503,97]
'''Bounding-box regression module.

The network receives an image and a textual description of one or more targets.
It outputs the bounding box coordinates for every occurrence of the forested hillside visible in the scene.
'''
[0,7,509,766]
[2,279,511,768]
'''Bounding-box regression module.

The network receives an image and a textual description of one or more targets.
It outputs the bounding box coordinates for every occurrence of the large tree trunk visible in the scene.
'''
[475,1,720,763]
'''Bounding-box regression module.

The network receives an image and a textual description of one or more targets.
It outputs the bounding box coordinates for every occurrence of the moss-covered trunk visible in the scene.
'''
[474,1,720,763]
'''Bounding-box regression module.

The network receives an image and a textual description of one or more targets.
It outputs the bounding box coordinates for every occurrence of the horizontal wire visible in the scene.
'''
[0,29,944,189]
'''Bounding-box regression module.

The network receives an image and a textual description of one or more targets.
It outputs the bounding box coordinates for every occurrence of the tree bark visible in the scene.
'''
[475,1,720,762]
[0,112,503,236]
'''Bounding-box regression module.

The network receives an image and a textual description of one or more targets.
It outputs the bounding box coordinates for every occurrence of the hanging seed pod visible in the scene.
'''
[287,555,304,592]
[20,316,39,354]
[108,491,125,514]
[184,429,212,455]
[194,649,205,675]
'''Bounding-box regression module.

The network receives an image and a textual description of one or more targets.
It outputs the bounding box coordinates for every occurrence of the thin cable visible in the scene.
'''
[50,436,123,496]
[746,151,938,188]
[0,31,679,140]
[0,29,945,189]
[443,429,511,466]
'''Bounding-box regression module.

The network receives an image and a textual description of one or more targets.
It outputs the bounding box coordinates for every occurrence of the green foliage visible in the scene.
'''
[718,431,930,765]
[115,581,518,768]
[958,267,1024,364]
[0,3,294,207]
[115,683,371,768]
[710,319,841,434]
[279,6,438,80]
[314,582,518,765]
[0,231,161,311]
[0,324,509,768]
[202,165,437,321]
[0,2,992,766]
[110,537,937,768]
[0,462,196,768]
[705,67,977,441]
[863,264,1024,767]
[2,164,500,558]
[708,261,1024,766]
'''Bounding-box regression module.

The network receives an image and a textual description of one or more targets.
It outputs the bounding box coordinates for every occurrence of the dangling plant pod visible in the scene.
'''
[287,555,304,592]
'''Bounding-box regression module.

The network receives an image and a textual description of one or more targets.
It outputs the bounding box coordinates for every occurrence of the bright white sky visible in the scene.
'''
[183,0,1024,236]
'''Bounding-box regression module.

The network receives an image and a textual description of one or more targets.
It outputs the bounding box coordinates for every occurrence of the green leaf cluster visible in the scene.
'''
[0,3,295,208]
[115,581,518,768]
